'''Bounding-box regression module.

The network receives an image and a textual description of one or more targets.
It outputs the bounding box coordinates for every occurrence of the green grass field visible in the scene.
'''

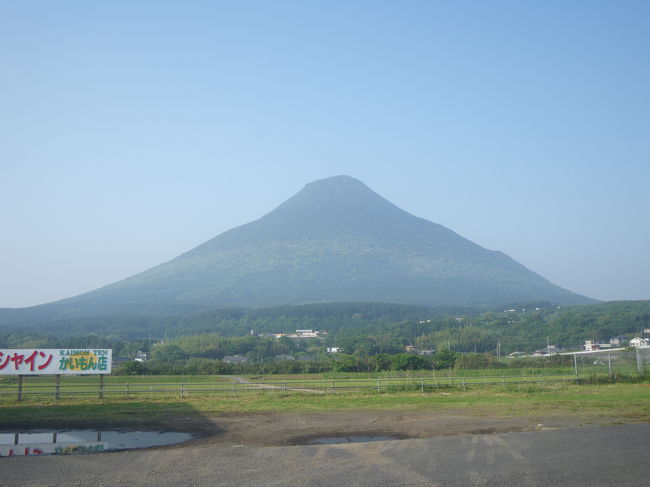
[1,365,644,403]
[0,383,649,429]
[0,370,576,402]
[1,366,648,433]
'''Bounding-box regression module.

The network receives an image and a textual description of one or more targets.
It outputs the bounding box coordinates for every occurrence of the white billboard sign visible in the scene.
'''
[0,349,112,375]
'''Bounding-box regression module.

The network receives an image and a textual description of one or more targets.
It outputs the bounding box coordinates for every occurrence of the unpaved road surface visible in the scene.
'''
[2,410,649,486]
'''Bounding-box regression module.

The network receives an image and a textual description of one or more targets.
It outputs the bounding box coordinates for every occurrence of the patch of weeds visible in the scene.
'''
[493,382,570,394]
[382,384,462,393]
[422,384,457,392]
[579,372,650,384]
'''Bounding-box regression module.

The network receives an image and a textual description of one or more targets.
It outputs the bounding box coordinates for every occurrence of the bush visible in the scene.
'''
[455,353,507,370]
[115,361,148,375]
[390,354,430,371]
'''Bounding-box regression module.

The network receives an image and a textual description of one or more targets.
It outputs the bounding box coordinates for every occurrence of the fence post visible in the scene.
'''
[420,378,424,393]
[608,352,612,380]
[636,348,642,374]
[17,375,23,402]
[377,378,381,394]
[55,374,61,400]
[180,383,184,399]
[99,375,104,400]
[331,379,335,394]
[125,383,129,399]
[574,354,579,383]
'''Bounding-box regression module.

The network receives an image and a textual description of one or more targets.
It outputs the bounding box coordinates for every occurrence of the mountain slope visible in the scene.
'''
[1,175,593,325]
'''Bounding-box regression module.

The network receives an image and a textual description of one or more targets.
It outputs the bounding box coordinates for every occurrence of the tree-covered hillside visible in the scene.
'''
[2,301,648,359]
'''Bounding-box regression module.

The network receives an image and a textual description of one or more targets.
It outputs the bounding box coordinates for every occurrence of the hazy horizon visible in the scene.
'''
[2,1,648,308]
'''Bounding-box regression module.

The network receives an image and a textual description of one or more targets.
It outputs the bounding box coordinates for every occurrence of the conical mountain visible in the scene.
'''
[2,175,592,324]
[50,175,590,313]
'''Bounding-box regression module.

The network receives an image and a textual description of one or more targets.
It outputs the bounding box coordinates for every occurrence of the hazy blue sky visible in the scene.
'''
[1,1,648,308]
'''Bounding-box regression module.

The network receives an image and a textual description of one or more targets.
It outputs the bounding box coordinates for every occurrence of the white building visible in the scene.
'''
[223,355,249,364]
[295,330,318,338]
[584,341,612,352]
[134,351,150,362]
[629,337,649,348]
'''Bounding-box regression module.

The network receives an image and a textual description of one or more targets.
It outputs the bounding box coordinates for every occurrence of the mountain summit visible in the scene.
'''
[4,176,592,322]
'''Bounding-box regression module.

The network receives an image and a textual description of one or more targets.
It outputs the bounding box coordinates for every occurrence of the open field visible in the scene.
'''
[0,374,586,402]
[1,365,638,402]
[0,374,238,401]
[1,382,648,430]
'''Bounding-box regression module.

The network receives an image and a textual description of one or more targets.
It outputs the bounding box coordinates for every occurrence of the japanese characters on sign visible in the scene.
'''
[0,349,112,375]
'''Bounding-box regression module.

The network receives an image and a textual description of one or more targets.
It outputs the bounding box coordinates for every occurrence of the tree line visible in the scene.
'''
[1,300,648,376]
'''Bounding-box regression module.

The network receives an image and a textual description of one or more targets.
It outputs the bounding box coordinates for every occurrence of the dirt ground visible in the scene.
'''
[3,410,647,487]
[147,408,619,447]
[3,402,629,448]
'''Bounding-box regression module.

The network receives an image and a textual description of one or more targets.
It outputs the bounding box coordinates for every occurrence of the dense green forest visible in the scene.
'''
[1,301,648,373]
[0,302,469,339]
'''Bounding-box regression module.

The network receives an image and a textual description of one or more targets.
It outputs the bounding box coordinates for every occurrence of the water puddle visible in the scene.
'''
[309,436,397,445]
[0,430,193,457]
